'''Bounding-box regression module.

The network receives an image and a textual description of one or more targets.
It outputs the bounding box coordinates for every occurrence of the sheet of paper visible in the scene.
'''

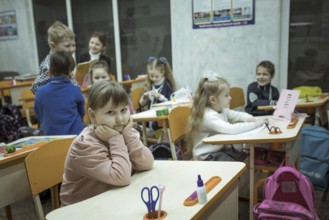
[273,89,300,120]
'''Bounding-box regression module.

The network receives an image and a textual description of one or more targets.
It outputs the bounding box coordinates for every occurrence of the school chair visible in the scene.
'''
[24,137,75,220]
[20,88,38,128]
[167,105,192,160]
[229,87,245,110]
[75,60,97,86]
[131,87,144,112]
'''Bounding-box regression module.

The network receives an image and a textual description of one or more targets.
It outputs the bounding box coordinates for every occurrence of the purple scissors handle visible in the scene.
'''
[141,186,159,213]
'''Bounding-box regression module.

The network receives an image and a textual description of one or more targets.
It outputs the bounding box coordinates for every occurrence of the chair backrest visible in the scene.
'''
[75,60,97,86]
[24,137,75,196]
[168,106,191,142]
[21,88,37,128]
[131,87,144,112]
[230,87,245,109]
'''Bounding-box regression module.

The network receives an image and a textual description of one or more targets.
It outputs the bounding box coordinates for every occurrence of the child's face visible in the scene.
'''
[211,86,231,112]
[92,68,111,84]
[51,38,76,55]
[90,100,130,133]
[89,37,104,55]
[256,66,273,87]
[147,68,164,85]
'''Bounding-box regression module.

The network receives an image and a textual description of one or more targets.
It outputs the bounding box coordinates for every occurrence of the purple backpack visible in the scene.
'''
[253,166,319,220]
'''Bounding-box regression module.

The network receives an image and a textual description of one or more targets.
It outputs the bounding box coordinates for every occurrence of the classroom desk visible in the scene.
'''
[46,160,246,220]
[203,116,306,220]
[0,79,34,105]
[257,94,328,126]
[0,135,76,208]
[80,77,147,95]
[131,109,177,157]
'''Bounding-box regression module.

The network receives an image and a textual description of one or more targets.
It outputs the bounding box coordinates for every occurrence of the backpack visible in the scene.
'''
[300,126,329,191]
[253,166,319,220]
[149,142,183,160]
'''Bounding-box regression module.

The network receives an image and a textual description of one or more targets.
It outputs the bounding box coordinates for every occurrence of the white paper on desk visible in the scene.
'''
[273,89,300,120]
[239,124,266,136]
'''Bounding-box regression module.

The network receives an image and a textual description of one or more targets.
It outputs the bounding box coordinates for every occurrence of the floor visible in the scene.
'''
[0,189,328,220]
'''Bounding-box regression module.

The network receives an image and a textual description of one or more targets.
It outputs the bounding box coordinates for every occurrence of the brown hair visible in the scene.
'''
[89,60,112,84]
[90,32,107,53]
[88,81,128,110]
[49,51,75,77]
[257,60,275,77]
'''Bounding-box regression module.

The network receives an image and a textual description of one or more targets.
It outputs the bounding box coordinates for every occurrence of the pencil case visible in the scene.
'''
[183,176,221,206]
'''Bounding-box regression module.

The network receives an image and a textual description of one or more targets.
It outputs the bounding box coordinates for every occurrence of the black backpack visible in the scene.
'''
[149,142,183,160]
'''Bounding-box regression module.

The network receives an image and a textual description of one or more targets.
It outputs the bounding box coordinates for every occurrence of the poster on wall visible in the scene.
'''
[0,10,18,41]
[193,0,255,29]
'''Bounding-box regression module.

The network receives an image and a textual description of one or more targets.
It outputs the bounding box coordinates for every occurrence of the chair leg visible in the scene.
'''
[4,205,13,220]
[50,185,60,209]
[33,195,45,220]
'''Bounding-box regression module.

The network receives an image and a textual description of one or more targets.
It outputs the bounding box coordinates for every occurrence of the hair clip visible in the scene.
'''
[202,69,220,81]
[148,56,156,62]
[159,57,167,64]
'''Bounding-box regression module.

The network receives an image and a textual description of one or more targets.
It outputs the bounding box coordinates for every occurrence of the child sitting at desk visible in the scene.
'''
[245,60,280,116]
[139,56,176,132]
[60,81,154,206]
[187,70,266,161]
[81,60,112,89]
[34,51,85,136]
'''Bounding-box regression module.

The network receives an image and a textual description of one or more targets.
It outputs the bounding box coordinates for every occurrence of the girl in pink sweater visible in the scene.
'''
[60,81,154,206]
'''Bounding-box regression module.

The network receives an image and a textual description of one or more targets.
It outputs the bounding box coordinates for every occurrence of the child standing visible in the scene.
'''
[79,32,112,71]
[31,21,77,94]
[245,60,280,116]
[187,71,266,161]
[34,51,85,135]
[60,81,154,206]
[139,56,176,131]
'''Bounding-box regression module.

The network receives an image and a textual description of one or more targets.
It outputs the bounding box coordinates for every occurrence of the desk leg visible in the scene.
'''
[166,122,177,160]
[249,144,255,220]
[141,122,148,146]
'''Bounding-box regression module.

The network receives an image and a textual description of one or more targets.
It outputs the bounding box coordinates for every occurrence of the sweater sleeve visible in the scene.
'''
[203,109,257,135]
[70,134,133,186]
[122,126,154,171]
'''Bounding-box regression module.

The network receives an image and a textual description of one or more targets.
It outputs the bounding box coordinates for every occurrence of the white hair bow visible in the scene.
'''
[202,69,220,81]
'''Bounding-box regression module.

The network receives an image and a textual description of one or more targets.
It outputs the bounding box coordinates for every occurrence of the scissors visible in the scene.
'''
[141,185,159,213]
[270,126,282,134]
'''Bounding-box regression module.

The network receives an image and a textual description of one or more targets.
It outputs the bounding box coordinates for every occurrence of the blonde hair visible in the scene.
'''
[143,57,176,92]
[47,21,75,45]
[187,76,230,150]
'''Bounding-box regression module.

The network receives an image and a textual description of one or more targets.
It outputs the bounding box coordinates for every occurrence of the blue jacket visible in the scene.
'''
[34,76,85,135]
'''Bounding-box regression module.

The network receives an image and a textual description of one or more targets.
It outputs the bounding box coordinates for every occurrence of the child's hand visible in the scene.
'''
[142,92,150,101]
[150,91,160,99]
[94,124,119,141]
[124,116,134,130]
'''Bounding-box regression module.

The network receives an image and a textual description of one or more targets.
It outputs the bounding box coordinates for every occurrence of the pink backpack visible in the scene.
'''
[253,166,319,220]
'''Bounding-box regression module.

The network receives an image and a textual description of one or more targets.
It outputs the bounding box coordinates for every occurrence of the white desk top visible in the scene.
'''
[203,116,306,145]
[46,160,246,220]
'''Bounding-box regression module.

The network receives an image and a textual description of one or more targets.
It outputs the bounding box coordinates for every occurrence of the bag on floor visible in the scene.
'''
[149,142,182,160]
[300,126,329,192]
[253,166,319,220]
